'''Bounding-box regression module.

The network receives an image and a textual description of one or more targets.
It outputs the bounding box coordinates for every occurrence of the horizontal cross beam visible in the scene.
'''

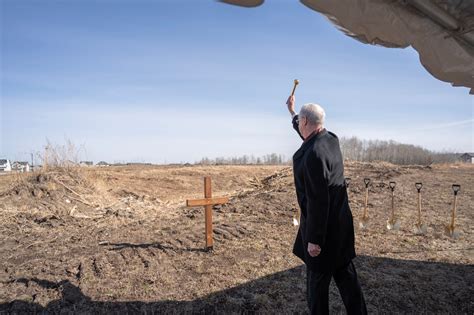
[186,197,229,207]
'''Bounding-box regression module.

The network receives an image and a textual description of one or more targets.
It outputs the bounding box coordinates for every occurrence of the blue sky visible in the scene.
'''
[1,0,473,164]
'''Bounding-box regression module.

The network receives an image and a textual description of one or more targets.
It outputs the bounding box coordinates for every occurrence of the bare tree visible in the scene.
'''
[339,137,456,165]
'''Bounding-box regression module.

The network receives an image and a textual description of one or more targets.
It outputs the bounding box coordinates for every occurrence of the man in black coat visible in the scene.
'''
[286,95,367,315]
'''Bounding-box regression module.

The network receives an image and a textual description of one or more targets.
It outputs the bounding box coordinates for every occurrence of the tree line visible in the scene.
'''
[196,137,459,166]
[339,137,458,165]
[197,153,287,165]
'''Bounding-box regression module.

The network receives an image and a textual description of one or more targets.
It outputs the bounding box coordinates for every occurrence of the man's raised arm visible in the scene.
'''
[286,95,304,140]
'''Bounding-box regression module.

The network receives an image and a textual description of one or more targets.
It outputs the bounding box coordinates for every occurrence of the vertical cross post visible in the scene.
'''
[204,177,213,250]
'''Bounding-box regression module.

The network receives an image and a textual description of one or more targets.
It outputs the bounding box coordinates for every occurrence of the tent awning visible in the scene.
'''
[220,0,474,94]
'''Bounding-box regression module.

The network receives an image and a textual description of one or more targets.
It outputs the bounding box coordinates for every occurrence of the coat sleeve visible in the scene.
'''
[292,115,304,140]
[304,149,330,247]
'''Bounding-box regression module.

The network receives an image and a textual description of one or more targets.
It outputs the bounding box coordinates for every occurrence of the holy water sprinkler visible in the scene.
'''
[291,79,299,96]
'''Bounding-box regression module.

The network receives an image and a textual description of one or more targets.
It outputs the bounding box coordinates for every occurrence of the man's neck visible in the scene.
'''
[303,126,324,142]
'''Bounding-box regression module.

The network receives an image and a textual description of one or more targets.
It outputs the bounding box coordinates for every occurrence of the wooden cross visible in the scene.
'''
[186,176,229,251]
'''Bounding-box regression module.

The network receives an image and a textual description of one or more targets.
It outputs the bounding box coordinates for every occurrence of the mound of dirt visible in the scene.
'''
[1,168,122,219]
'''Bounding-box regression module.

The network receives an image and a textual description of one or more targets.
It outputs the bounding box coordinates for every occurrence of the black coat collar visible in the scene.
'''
[293,128,327,160]
[302,128,327,146]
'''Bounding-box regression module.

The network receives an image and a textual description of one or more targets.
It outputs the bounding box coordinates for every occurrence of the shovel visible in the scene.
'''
[414,182,427,234]
[359,178,370,229]
[445,184,460,238]
[387,181,401,230]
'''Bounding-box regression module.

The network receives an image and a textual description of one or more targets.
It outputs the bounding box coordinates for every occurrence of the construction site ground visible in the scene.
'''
[0,162,472,313]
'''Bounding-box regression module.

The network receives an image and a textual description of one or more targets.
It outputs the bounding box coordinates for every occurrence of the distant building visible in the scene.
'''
[31,165,43,172]
[12,161,31,172]
[97,161,110,167]
[459,153,474,163]
[126,162,152,166]
[80,161,94,167]
[65,160,79,167]
[0,159,12,172]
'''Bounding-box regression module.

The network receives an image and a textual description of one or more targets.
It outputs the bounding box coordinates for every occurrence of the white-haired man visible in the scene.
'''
[287,95,366,314]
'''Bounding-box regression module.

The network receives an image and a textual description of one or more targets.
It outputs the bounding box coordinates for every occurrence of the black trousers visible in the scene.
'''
[306,260,367,315]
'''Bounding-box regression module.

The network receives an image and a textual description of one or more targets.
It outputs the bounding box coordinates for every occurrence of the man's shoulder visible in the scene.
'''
[326,130,339,140]
[315,130,339,145]
[311,130,341,156]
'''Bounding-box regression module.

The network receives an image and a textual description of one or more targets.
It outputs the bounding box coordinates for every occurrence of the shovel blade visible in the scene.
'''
[359,216,369,229]
[414,223,427,235]
[293,217,299,226]
[387,219,401,231]
[445,225,460,238]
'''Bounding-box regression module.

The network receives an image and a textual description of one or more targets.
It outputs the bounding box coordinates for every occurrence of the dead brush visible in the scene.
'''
[2,140,117,218]
[4,165,115,217]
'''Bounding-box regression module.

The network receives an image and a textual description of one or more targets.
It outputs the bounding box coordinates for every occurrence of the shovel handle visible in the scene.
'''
[417,192,422,224]
[391,190,395,221]
[450,194,457,229]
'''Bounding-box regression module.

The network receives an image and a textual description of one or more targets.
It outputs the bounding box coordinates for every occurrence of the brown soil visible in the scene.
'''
[0,163,472,314]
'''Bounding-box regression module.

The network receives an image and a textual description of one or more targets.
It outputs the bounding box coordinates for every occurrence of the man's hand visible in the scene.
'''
[307,242,321,257]
[286,95,296,117]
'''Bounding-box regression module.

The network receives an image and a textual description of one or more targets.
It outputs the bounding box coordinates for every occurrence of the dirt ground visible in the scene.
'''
[0,162,472,314]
